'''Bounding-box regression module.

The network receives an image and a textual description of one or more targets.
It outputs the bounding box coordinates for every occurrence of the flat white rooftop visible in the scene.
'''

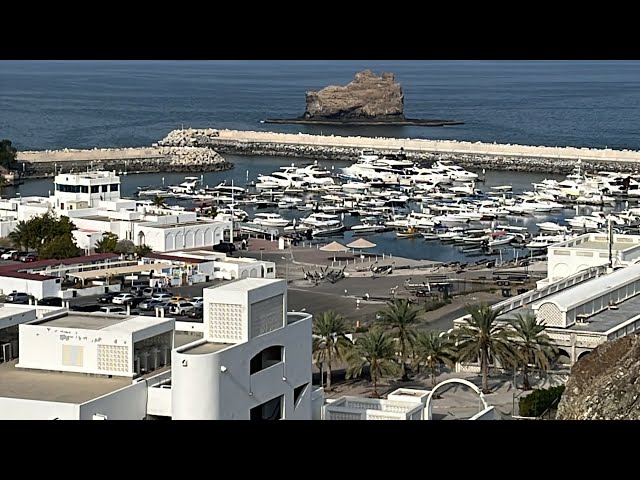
[34,314,173,333]
[180,341,232,355]
[207,278,283,293]
[0,360,132,403]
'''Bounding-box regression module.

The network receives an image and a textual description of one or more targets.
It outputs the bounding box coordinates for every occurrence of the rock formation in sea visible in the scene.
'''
[303,70,405,120]
[556,335,640,420]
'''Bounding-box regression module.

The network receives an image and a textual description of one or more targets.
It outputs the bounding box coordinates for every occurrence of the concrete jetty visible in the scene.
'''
[159,128,640,174]
[16,146,232,178]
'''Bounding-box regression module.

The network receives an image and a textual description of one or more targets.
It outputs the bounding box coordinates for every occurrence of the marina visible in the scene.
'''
[6,153,640,265]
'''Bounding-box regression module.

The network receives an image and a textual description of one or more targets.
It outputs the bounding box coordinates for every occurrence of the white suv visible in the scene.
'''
[169,302,195,316]
[1,250,18,260]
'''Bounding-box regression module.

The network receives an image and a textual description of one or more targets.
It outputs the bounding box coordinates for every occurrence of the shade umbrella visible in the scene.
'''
[320,241,349,262]
[347,237,377,257]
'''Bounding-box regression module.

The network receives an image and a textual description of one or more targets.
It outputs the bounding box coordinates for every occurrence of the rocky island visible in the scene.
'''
[264,69,464,127]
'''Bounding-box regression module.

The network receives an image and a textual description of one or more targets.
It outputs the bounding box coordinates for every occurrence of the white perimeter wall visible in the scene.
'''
[0,397,79,420]
[0,220,17,237]
[0,277,60,299]
[78,381,147,420]
[172,316,312,420]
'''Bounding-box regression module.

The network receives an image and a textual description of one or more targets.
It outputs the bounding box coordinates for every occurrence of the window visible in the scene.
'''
[91,186,99,193]
[101,185,108,192]
[250,395,283,420]
[81,186,89,193]
[267,267,274,273]
[110,184,119,192]
[250,345,284,375]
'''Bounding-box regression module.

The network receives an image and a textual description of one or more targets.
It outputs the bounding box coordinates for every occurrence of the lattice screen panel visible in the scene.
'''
[98,344,129,372]
[537,303,564,327]
[209,303,244,342]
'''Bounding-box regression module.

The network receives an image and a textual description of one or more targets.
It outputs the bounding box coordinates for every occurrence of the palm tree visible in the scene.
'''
[511,312,558,390]
[413,331,456,387]
[452,303,518,394]
[377,298,420,381]
[345,327,400,397]
[312,310,352,390]
[152,195,166,208]
[9,220,30,250]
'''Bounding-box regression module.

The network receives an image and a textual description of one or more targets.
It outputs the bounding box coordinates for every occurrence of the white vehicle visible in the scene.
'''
[112,293,134,305]
[99,306,128,315]
[170,301,195,316]
[190,297,204,308]
[1,250,17,260]
[151,293,172,302]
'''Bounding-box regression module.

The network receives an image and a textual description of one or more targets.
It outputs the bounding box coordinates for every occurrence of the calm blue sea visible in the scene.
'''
[1,60,640,151]
[0,60,632,261]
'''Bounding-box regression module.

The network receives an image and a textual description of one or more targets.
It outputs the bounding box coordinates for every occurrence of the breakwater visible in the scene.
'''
[16,146,232,178]
[159,128,640,174]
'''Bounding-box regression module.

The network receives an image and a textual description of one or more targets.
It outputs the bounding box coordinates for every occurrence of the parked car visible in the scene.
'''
[213,242,236,254]
[188,305,203,319]
[1,250,18,260]
[190,296,204,308]
[38,297,63,307]
[5,291,32,304]
[20,254,37,263]
[125,296,145,308]
[415,289,431,297]
[139,298,171,312]
[151,292,172,302]
[98,292,117,304]
[12,251,29,261]
[169,301,195,316]
[169,295,188,304]
[112,293,134,305]
[142,286,169,298]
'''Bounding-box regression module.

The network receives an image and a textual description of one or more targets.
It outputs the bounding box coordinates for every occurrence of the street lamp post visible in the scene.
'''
[281,256,289,282]
[319,362,324,388]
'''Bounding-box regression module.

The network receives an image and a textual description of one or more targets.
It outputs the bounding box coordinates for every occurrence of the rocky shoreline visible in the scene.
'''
[158,129,640,175]
[17,146,233,179]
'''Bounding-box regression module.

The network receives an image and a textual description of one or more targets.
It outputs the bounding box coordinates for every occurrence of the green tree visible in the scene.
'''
[39,233,82,260]
[413,331,456,387]
[345,327,400,397]
[114,239,135,255]
[9,213,77,251]
[0,175,7,194]
[511,313,558,390]
[134,244,153,257]
[152,195,166,207]
[0,140,17,170]
[94,232,119,253]
[452,303,518,394]
[377,298,420,381]
[312,310,352,390]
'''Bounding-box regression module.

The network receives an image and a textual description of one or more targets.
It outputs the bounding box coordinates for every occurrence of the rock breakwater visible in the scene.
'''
[17,146,231,178]
[159,128,640,175]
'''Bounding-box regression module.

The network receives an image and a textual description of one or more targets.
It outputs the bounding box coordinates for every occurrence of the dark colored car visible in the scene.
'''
[12,251,29,261]
[139,298,171,312]
[20,253,37,262]
[38,297,63,307]
[213,242,236,254]
[98,292,117,303]
[415,289,431,297]
[5,291,32,304]
[124,296,146,308]
[188,305,203,319]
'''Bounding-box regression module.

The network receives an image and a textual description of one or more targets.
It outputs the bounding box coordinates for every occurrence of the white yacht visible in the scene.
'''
[252,213,290,227]
[169,176,201,195]
[431,160,479,182]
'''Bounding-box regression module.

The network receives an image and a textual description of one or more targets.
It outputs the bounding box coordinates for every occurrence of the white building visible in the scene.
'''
[453,236,640,370]
[0,278,316,420]
[142,250,276,285]
[172,278,312,420]
[0,171,232,253]
[53,170,121,210]
[544,232,640,285]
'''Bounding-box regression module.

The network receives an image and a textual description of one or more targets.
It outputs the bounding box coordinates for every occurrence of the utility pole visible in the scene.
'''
[608,216,614,269]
